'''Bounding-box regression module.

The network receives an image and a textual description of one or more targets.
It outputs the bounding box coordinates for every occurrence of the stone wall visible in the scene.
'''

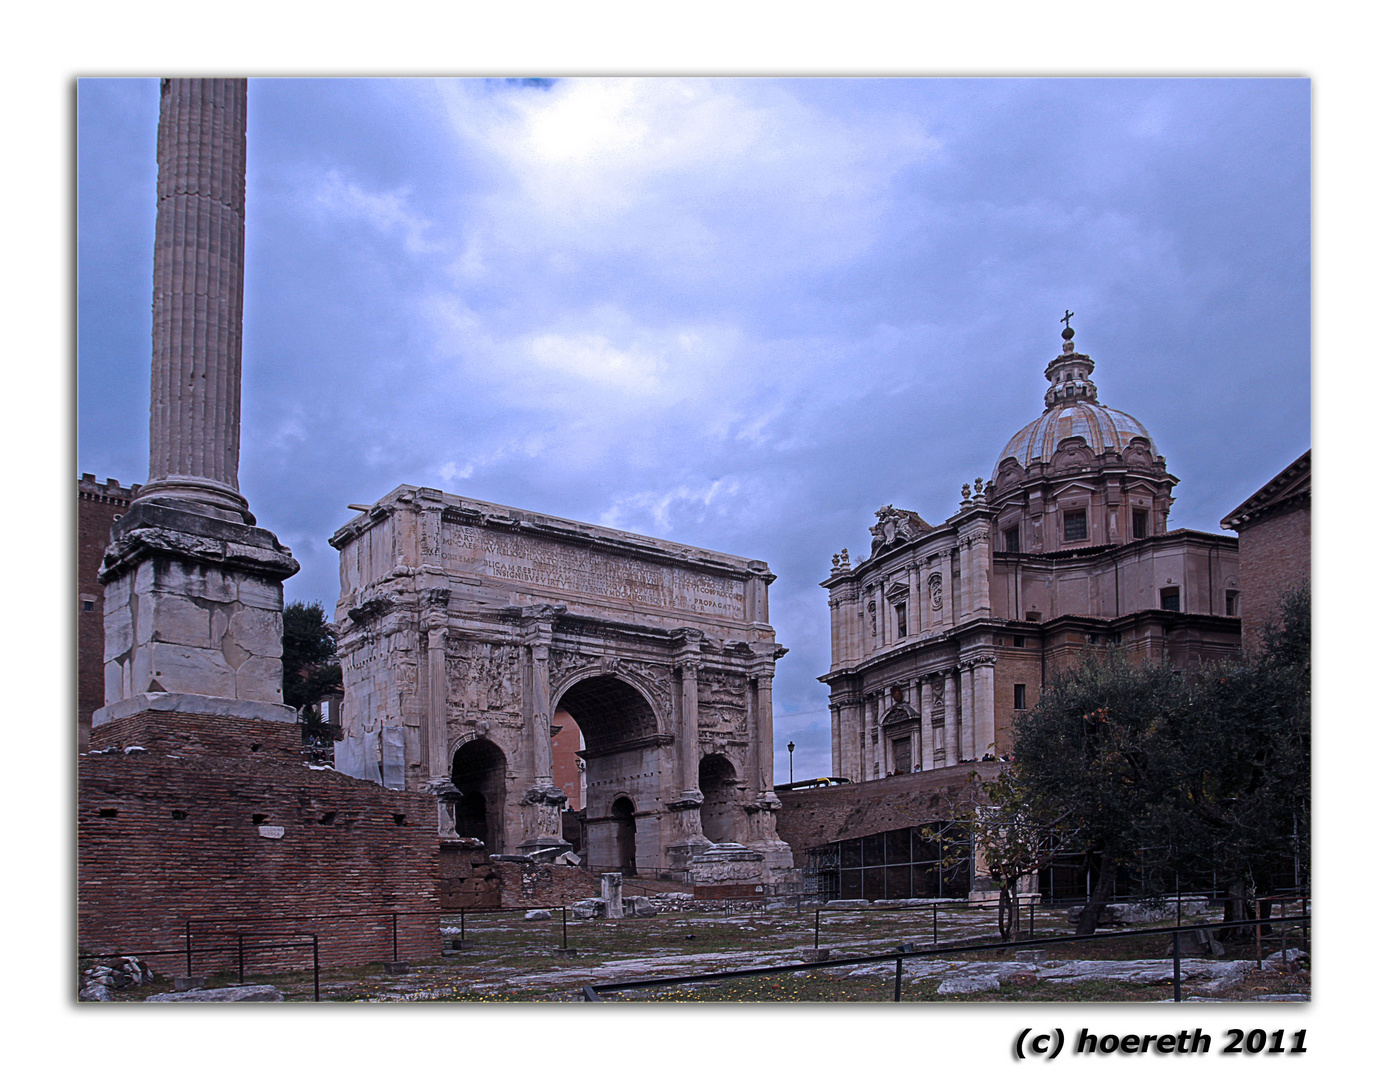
[80,711,440,972]
[774,763,999,865]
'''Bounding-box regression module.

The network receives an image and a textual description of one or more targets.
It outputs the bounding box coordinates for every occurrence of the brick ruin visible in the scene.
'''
[80,709,440,968]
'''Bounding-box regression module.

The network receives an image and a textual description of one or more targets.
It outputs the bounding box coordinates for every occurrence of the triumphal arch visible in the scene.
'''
[330,485,792,877]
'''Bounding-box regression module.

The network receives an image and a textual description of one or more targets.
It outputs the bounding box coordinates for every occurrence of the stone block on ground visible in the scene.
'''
[147,984,285,1002]
[623,896,657,917]
[937,973,1000,995]
[571,898,605,919]
[524,908,553,921]
[1165,929,1225,957]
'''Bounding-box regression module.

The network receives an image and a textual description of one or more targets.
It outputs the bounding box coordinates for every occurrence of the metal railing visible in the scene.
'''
[580,911,1310,1002]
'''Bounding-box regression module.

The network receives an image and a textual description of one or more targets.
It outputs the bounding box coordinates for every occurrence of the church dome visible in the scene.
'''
[993,320,1157,481]
[995,400,1155,475]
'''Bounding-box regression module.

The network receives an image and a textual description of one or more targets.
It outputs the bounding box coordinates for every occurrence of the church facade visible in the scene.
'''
[820,325,1241,781]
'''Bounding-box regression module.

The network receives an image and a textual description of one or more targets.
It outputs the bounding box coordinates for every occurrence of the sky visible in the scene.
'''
[77,77,1310,782]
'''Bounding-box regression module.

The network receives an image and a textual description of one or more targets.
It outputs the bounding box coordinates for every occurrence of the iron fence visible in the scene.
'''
[580,911,1310,1002]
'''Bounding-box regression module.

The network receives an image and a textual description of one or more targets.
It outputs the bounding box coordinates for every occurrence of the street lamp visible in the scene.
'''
[787,740,795,785]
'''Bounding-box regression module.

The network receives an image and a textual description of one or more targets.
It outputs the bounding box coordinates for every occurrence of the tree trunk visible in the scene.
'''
[1220,878,1255,940]
[1074,852,1117,937]
[998,879,1019,942]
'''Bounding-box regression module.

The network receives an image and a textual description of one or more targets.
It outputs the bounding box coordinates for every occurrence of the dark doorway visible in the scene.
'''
[450,739,506,851]
[611,796,637,873]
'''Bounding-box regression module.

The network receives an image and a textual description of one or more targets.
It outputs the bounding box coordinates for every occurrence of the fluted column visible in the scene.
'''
[136,78,252,522]
[95,77,299,729]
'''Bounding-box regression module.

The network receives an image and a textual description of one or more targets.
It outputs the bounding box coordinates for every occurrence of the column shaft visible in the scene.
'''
[756,675,775,794]
[426,627,449,779]
[141,79,251,519]
[681,664,700,793]
[960,666,975,760]
[943,673,958,767]
[974,662,996,757]
[530,643,554,786]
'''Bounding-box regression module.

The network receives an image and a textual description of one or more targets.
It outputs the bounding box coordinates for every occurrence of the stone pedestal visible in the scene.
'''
[519,784,571,856]
[690,842,768,897]
[743,796,794,871]
[664,794,712,870]
[95,500,298,725]
[600,872,624,918]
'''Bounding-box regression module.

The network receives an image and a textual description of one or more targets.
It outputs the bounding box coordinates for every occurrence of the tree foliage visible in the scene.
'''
[282,600,343,714]
[965,768,1072,941]
[1008,585,1311,935]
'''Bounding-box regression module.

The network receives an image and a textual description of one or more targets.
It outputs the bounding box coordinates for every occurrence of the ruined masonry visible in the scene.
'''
[96,78,298,726]
[331,485,796,890]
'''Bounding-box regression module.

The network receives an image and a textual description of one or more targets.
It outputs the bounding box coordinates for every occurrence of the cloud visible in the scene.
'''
[309,169,438,255]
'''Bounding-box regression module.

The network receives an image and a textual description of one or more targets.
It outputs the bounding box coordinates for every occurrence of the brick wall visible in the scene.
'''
[991,645,1042,757]
[79,711,441,973]
[1237,500,1311,651]
[774,763,999,865]
[77,476,139,750]
[439,842,597,911]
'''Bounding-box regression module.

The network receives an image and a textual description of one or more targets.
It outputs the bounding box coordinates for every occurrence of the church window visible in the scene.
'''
[1065,385,1075,397]
[1226,590,1240,617]
[1013,634,1026,647]
[82,600,95,612]
[895,603,907,639]
[1004,527,1020,552]
[1064,510,1087,542]
[1013,684,1026,710]
[1160,587,1181,612]
[1132,508,1149,539]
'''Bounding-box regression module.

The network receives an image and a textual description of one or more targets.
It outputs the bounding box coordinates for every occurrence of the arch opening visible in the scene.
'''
[699,753,742,844]
[556,675,657,750]
[610,796,637,873]
[450,739,506,852]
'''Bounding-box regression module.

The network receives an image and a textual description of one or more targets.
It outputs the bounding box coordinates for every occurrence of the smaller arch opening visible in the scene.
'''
[699,754,741,844]
[611,796,637,873]
[451,739,507,851]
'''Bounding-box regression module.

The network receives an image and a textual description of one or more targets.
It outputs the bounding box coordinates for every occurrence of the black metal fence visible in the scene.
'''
[580,911,1311,1002]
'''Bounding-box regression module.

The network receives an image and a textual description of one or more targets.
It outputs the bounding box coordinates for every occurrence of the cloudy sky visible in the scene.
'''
[77,77,1310,781]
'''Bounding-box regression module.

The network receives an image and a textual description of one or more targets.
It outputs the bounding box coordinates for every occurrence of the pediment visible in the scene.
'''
[995,459,1025,489]
[1052,437,1096,470]
[1121,437,1155,469]
[1053,479,1097,500]
[880,702,920,728]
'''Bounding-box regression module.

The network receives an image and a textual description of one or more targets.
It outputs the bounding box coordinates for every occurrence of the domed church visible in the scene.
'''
[819,321,1241,782]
